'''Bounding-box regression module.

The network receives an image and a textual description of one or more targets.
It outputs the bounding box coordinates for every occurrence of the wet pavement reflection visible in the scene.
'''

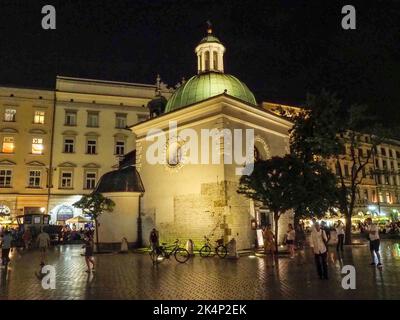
[0,239,399,299]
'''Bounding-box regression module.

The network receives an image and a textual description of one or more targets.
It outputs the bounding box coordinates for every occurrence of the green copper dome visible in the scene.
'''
[165,72,256,113]
[199,35,222,44]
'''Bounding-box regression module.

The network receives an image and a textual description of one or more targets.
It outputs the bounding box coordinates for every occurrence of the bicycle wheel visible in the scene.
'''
[174,248,190,263]
[216,245,227,258]
[199,245,212,257]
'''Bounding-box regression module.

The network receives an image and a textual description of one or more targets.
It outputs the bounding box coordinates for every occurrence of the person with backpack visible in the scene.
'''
[310,222,329,280]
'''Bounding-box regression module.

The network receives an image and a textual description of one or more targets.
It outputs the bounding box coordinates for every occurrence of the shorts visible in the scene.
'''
[286,240,294,245]
[369,239,380,252]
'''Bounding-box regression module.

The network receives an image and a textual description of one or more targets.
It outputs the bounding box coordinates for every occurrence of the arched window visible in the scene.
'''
[254,147,261,162]
[204,51,210,71]
[213,51,218,70]
[56,205,74,221]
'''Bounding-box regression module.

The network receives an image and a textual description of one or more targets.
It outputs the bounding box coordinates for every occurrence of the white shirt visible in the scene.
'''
[37,232,50,248]
[335,225,345,235]
[367,223,380,241]
[310,229,328,254]
[287,229,296,241]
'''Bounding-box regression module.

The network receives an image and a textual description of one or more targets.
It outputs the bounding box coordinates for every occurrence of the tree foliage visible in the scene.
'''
[73,193,115,251]
[290,90,396,244]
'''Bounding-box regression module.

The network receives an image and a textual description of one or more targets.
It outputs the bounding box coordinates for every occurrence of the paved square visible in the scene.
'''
[0,240,399,299]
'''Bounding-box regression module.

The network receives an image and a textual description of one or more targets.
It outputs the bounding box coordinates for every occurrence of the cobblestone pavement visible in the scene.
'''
[0,240,399,300]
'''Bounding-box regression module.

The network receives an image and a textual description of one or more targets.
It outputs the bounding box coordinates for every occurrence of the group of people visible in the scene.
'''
[0,227,51,267]
[261,218,383,280]
[60,224,94,243]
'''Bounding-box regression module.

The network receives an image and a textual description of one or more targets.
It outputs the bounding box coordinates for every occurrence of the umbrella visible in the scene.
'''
[66,216,92,224]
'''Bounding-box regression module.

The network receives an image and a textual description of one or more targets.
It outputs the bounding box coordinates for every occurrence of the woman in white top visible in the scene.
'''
[286,224,296,259]
[335,220,345,252]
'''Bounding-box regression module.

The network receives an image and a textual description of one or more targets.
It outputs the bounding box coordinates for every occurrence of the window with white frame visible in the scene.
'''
[86,139,97,154]
[84,171,97,189]
[115,140,125,155]
[60,171,73,188]
[28,170,41,188]
[65,110,77,126]
[64,138,74,153]
[2,136,15,153]
[34,111,45,124]
[87,112,99,127]
[4,109,16,122]
[32,138,44,154]
[0,169,12,187]
[115,113,127,128]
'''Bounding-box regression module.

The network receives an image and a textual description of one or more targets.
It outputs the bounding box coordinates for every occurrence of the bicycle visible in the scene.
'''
[150,239,190,264]
[199,236,227,258]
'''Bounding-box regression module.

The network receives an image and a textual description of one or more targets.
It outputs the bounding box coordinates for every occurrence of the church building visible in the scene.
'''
[96,26,293,250]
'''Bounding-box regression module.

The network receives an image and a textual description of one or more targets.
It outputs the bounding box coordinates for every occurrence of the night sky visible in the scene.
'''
[1,0,399,123]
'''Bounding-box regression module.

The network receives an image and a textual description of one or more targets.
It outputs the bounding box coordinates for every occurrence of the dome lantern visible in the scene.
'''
[195,21,225,74]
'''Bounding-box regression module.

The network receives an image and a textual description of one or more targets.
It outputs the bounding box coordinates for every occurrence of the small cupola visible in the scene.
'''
[195,21,226,74]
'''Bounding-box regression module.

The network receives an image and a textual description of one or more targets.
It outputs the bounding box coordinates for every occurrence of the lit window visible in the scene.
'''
[0,170,12,187]
[115,113,127,128]
[28,170,41,188]
[60,171,73,188]
[386,192,392,204]
[87,112,99,127]
[115,141,125,155]
[363,189,369,201]
[32,138,44,154]
[34,111,45,124]
[65,111,77,126]
[87,139,97,154]
[2,137,15,153]
[84,172,97,189]
[64,138,74,153]
[4,109,16,122]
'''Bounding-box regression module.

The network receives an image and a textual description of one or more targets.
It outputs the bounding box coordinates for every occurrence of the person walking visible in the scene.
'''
[1,230,13,266]
[36,228,51,266]
[365,217,382,268]
[83,232,95,273]
[22,228,32,250]
[262,224,276,263]
[295,223,306,250]
[149,228,159,252]
[310,222,329,280]
[335,220,345,252]
[286,224,296,259]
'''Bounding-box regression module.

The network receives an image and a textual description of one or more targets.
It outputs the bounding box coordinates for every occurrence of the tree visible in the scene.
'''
[290,91,394,244]
[73,193,115,252]
[238,155,303,253]
[292,161,340,226]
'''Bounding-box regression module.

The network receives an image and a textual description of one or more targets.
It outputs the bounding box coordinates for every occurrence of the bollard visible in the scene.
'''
[186,239,194,256]
[227,238,239,259]
[120,237,129,253]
